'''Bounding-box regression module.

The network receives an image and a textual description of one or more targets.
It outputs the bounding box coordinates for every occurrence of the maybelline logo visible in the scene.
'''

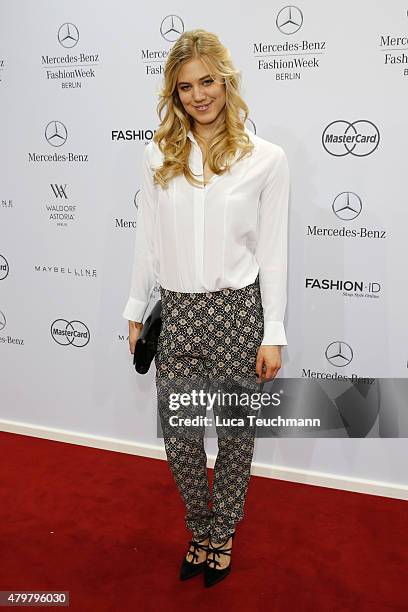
[379,35,408,74]
[0,254,9,280]
[28,121,89,163]
[41,23,100,85]
[305,278,381,298]
[46,184,77,226]
[253,6,326,78]
[322,120,380,156]
[34,265,97,277]
[302,341,374,383]
[0,310,24,346]
[141,15,184,75]
[307,191,387,240]
[111,129,155,142]
[51,319,90,347]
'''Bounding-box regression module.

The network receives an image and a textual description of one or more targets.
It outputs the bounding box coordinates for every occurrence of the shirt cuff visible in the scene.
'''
[122,297,149,323]
[261,321,288,346]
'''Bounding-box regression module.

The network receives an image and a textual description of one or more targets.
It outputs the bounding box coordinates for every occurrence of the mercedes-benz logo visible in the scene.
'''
[332,192,362,221]
[51,319,90,347]
[160,15,184,42]
[134,189,140,209]
[325,341,354,367]
[322,120,380,157]
[245,118,256,134]
[0,310,6,331]
[58,23,80,49]
[276,6,303,35]
[0,254,9,280]
[45,121,68,147]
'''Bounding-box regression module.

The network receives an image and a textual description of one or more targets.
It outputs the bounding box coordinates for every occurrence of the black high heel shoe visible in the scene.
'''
[179,536,209,581]
[204,532,235,587]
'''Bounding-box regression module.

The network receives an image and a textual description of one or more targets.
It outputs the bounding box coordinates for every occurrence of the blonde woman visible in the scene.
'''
[122,29,290,587]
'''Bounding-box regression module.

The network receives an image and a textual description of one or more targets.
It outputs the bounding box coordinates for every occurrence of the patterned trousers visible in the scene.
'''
[154,273,264,542]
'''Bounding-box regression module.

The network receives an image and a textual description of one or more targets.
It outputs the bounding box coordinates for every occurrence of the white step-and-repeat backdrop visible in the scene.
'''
[1,1,407,489]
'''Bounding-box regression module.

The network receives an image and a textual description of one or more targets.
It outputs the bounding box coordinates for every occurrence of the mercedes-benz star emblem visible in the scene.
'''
[276,6,303,35]
[160,15,184,42]
[134,189,140,209]
[245,118,256,134]
[332,192,362,221]
[325,341,354,367]
[58,23,80,48]
[45,121,68,147]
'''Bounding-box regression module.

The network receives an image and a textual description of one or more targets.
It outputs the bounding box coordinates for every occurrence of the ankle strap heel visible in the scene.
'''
[206,533,234,569]
[204,532,235,587]
[179,536,209,581]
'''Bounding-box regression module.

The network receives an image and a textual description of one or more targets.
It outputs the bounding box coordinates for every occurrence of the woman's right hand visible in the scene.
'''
[128,320,143,355]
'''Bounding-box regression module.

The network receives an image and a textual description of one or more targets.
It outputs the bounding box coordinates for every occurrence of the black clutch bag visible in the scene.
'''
[133,300,162,374]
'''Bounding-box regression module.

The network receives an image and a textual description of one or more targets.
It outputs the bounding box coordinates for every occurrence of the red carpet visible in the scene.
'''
[0,431,407,611]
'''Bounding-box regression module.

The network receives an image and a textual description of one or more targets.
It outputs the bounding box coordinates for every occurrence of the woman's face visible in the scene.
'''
[176,57,226,129]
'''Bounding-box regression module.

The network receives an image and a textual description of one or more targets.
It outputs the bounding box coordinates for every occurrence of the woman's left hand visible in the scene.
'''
[255,345,282,382]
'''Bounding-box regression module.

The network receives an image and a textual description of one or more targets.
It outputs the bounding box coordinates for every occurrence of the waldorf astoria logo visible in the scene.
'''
[322,120,380,156]
[41,23,101,88]
[45,183,78,227]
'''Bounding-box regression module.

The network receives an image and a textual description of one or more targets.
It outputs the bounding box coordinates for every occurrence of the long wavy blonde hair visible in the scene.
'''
[151,29,254,189]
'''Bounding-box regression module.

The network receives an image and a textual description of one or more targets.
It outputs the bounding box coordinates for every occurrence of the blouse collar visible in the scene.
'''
[187,124,253,144]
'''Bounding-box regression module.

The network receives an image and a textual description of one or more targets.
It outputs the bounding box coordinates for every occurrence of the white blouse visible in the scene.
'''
[122,126,290,346]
